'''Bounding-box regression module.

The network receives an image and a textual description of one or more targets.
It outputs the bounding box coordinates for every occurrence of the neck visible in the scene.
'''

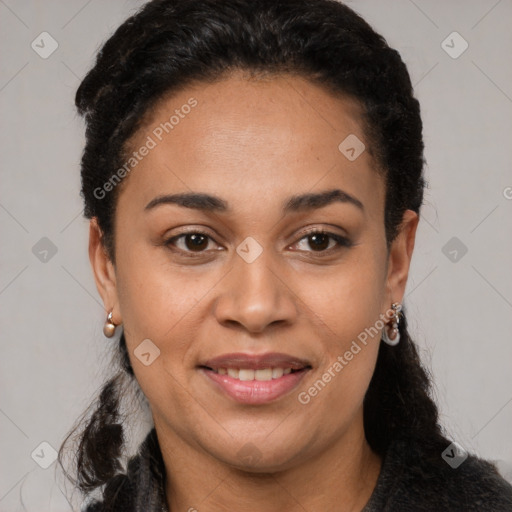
[156,413,382,512]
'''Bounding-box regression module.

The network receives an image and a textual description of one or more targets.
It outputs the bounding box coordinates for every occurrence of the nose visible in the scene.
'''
[213,247,298,334]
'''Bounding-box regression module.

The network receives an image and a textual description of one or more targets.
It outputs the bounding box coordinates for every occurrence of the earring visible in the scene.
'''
[103,311,117,338]
[382,302,402,346]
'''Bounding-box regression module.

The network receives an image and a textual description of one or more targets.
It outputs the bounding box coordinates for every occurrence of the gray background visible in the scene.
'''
[1,0,511,510]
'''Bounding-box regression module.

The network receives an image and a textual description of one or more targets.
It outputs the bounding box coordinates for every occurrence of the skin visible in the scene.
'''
[90,70,418,512]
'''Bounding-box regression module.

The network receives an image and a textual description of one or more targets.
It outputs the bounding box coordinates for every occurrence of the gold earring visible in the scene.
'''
[103,311,117,338]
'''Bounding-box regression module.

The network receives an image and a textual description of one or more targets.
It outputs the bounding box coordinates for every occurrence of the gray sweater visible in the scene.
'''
[85,428,512,511]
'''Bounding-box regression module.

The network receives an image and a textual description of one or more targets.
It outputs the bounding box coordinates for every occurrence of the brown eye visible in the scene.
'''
[307,233,330,251]
[183,233,209,251]
[293,230,352,254]
[165,231,217,254]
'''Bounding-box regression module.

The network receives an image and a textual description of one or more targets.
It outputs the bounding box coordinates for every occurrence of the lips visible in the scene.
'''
[198,352,312,404]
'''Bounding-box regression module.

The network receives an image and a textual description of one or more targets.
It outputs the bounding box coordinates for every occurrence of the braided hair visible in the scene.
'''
[59,0,449,508]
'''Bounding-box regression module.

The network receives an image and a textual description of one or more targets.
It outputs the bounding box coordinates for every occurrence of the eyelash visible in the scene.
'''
[164,228,352,258]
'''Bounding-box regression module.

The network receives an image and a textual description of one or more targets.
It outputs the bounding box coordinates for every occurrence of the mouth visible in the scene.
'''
[198,352,312,404]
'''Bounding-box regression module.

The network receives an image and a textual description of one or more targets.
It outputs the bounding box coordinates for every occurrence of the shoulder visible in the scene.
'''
[401,448,512,511]
[366,437,512,511]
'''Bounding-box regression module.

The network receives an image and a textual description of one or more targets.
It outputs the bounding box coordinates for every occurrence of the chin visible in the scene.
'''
[209,439,307,474]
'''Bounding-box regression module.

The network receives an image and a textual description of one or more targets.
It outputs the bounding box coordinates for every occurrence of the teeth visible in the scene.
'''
[239,369,255,381]
[272,367,284,379]
[255,368,273,381]
[212,367,301,380]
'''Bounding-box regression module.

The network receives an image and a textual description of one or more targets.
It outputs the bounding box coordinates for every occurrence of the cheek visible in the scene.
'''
[114,236,196,335]
[296,246,386,343]
[295,299,382,433]
[293,249,386,405]
[114,242,222,381]
[113,249,206,418]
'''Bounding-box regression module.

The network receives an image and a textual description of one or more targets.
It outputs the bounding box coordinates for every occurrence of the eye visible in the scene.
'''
[292,229,352,253]
[164,228,352,258]
[165,230,220,255]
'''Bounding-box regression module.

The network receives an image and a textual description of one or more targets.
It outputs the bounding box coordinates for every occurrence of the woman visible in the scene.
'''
[58,0,512,510]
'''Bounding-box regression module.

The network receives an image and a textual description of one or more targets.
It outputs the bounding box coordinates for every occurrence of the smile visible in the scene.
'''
[199,366,310,404]
[209,367,295,380]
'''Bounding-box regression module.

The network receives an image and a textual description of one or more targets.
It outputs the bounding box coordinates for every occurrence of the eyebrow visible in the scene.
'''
[144,188,364,214]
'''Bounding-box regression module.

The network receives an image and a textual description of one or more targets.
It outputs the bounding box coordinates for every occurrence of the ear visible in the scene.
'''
[89,218,121,324]
[385,209,419,304]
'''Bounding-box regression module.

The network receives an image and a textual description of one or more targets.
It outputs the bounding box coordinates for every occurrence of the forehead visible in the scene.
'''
[117,71,385,223]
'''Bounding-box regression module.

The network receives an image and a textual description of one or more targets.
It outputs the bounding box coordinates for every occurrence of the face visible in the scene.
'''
[90,70,418,472]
